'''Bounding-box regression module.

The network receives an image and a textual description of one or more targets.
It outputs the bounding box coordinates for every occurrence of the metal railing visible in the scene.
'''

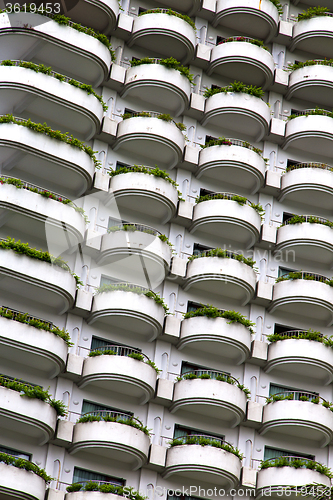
[172,434,232,448]
[268,390,321,401]
[0,175,74,206]
[217,36,260,45]
[289,59,333,70]
[262,455,319,466]
[80,410,142,426]
[285,162,333,172]
[196,191,253,206]
[89,344,149,360]
[275,329,323,339]
[107,222,161,236]
[0,305,54,330]
[68,480,122,489]
[290,108,333,117]
[96,281,149,293]
[178,369,239,384]
[0,60,74,83]
[193,247,244,261]
[283,215,332,226]
[279,270,331,283]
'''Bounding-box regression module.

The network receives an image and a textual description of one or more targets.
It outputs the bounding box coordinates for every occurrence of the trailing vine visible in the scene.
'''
[0,114,101,169]
[0,60,107,111]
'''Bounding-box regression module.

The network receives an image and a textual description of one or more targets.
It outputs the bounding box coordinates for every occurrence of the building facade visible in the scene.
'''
[0,0,333,499]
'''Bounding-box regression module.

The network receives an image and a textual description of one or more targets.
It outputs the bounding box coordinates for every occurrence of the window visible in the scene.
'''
[264,446,314,461]
[274,323,298,335]
[124,107,137,116]
[138,7,147,14]
[278,266,296,278]
[116,161,130,170]
[174,424,224,442]
[216,36,224,45]
[181,361,230,377]
[91,336,141,354]
[73,467,125,486]
[199,188,214,198]
[269,384,318,401]
[81,400,133,418]
[286,159,299,169]
[99,275,120,288]
[282,212,294,224]
[0,445,30,461]
[193,243,212,256]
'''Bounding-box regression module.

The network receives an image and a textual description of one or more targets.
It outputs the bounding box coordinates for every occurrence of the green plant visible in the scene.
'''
[219,36,268,50]
[66,482,147,499]
[276,271,333,287]
[130,57,194,83]
[77,413,151,436]
[297,6,330,21]
[0,452,52,482]
[268,0,283,15]
[0,376,66,416]
[260,457,333,478]
[0,114,100,168]
[288,107,333,121]
[106,224,173,248]
[176,371,251,398]
[195,192,264,218]
[1,6,115,59]
[138,8,196,30]
[267,329,333,347]
[108,165,184,200]
[0,237,83,287]
[121,111,186,132]
[169,435,243,459]
[0,306,73,346]
[95,283,169,313]
[287,59,333,71]
[188,248,255,268]
[203,81,264,99]
[127,352,144,361]
[0,61,107,111]
[200,137,268,163]
[184,305,255,334]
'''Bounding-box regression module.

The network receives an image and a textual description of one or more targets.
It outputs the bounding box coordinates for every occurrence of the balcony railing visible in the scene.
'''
[107,222,162,236]
[178,369,239,384]
[196,191,255,207]
[268,390,321,401]
[80,410,142,426]
[172,434,231,447]
[192,248,246,262]
[277,270,332,283]
[290,108,333,118]
[285,162,333,172]
[283,215,331,226]
[0,60,74,83]
[274,329,324,339]
[0,305,55,330]
[89,344,149,360]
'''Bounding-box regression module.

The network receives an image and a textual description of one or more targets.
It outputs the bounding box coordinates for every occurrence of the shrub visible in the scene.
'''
[184,305,255,334]
[188,248,255,268]
[220,36,268,50]
[176,371,251,398]
[0,114,100,168]
[66,482,147,499]
[195,192,264,218]
[107,224,173,248]
[130,56,194,83]
[276,271,333,287]
[260,457,333,478]
[121,111,186,132]
[77,413,151,435]
[288,107,333,121]
[0,237,82,287]
[169,435,243,459]
[267,329,333,347]
[297,6,330,21]
[138,8,196,30]
[287,59,333,71]
[95,283,169,313]
[204,81,264,99]
[0,452,52,482]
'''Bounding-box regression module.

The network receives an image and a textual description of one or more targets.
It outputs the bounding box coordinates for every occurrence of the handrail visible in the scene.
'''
[197,191,253,206]
[283,215,331,226]
[0,175,75,206]
[262,455,320,465]
[81,410,143,426]
[275,329,323,339]
[95,281,149,293]
[90,345,149,360]
[269,390,322,400]
[107,222,161,236]
[0,60,74,83]
[193,247,243,261]
[0,305,54,329]
[172,434,233,447]
[122,110,182,129]
[278,270,331,283]
[290,108,332,117]
[178,369,239,384]
[285,162,333,173]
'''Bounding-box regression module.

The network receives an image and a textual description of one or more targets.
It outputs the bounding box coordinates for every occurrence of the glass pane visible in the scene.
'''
[73,467,124,485]
[81,401,133,418]
[264,447,314,461]
[0,445,30,460]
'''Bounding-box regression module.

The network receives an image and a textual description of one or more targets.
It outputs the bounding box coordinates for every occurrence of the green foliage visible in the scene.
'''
[87,348,160,372]
[184,305,255,334]
[2,7,115,59]
[66,482,147,499]
[0,114,101,168]
[188,247,255,268]
[0,306,73,346]
[130,57,194,83]
[0,452,52,482]
[176,371,251,398]
[260,457,333,478]
[283,214,333,228]
[221,36,268,50]
[0,376,66,416]
[95,283,169,313]
[107,224,173,247]
[195,192,264,218]
[88,349,117,357]
[265,393,333,411]
[169,435,243,459]
[204,81,264,99]
[201,137,267,163]
[288,106,333,121]
[276,271,333,287]
[0,236,83,287]
[0,177,88,223]
[268,0,283,15]
[0,61,107,111]
[267,328,333,347]
[139,8,196,30]
[297,6,330,21]
[108,165,184,200]
[121,111,186,131]
[287,59,333,71]
[77,413,151,435]
[127,352,144,361]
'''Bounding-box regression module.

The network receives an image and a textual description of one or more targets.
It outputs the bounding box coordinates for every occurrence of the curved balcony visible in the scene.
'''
[260,396,333,447]
[287,63,333,107]
[0,312,68,378]
[0,385,57,445]
[0,250,77,314]
[184,254,257,305]
[208,40,275,88]
[291,16,333,59]
[0,179,85,248]
[266,335,333,385]
[276,217,333,265]
[114,114,185,169]
[269,275,333,326]
[78,346,157,404]
[128,12,196,64]
[0,121,95,198]
[122,62,191,116]
[202,92,270,142]
[178,316,251,364]
[0,65,103,140]
[257,461,331,499]
[279,164,333,210]
[0,461,46,500]
[110,169,179,223]
[70,415,150,470]
[98,225,172,287]
[164,442,241,489]
[214,0,279,42]
[0,13,112,86]
[197,140,266,193]
[190,194,261,248]
[88,288,165,341]
[283,112,333,156]
[68,0,119,34]
[170,372,247,426]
